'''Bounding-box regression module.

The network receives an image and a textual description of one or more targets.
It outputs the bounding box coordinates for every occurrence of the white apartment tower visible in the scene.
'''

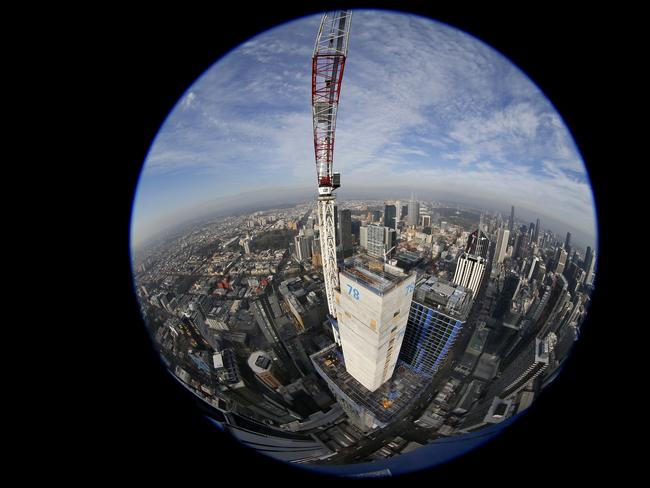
[453,253,486,297]
[335,260,416,392]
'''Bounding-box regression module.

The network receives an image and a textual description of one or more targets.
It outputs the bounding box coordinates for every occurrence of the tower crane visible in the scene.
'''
[311,10,352,319]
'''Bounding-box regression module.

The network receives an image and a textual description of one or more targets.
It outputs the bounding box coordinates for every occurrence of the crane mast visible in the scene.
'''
[312,10,352,320]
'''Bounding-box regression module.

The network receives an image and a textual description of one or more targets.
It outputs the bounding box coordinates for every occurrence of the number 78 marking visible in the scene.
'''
[347,284,360,300]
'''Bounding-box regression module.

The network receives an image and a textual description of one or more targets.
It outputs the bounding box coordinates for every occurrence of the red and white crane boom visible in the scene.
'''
[312,10,352,320]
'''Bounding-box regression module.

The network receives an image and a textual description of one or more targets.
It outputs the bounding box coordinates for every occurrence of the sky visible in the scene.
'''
[130,9,598,249]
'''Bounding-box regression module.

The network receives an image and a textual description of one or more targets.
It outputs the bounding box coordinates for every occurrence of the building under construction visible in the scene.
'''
[311,343,427,432]
[308,11,424,435]
[310,256,424,431]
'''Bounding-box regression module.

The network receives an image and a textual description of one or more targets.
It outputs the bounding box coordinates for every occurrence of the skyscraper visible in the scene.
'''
[338,208,353,258]
[400,276,472,377]
[453,253,486,297]
[408,196,419,227]
[555,248,568,275]
[294,234,313,262]
[466,229,489,259]
[583,246,596,285]
[384,204,396,229]
[486,336,553,401]
[533,218,540,244]
[563,232,572,261]
[527,256,540,281]
[360,225,368,249]
[400,203,408,220]
[367,224,386,259]
[509,205,515,233]
[495,227,510,264]
[335,259,416,391]
[312,238,322,268]
[492,273,521,320]
[350,220,360,243]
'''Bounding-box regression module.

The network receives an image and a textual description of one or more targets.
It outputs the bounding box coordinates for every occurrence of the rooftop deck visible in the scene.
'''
[340,258,409,295]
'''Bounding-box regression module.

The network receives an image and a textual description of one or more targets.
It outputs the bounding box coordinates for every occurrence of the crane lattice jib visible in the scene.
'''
[312,10,352,188]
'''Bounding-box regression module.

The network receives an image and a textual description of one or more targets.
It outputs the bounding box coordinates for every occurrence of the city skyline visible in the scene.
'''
[130,10,597,250]
[131,194,595,473]
[132,190,597,254]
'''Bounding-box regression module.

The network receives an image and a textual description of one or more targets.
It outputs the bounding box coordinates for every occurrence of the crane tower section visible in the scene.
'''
[312,10,352,321]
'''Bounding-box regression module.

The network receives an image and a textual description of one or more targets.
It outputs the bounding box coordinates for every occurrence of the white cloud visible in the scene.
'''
[133,10,596,245]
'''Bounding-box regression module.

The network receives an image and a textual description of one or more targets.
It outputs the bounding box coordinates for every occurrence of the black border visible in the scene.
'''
[105,2,622,483]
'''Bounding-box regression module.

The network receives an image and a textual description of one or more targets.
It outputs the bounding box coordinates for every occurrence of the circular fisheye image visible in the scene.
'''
[129,9,598,478]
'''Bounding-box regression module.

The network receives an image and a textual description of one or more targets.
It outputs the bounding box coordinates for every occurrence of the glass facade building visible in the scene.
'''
[399,276,472,378]
[400,301,463,377]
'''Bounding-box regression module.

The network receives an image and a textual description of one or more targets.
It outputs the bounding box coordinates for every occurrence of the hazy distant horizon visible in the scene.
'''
[130,10,598,254]
[131,184,597,253]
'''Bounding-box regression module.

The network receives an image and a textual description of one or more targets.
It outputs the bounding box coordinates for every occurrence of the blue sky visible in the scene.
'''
[131,10,597,248]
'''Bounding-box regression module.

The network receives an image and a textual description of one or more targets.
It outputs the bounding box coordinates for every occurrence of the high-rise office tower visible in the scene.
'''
[509,205,515,233]
[527,256,540,281]
[312,238,322,268]
[533,218,540,244]
[492,273,521,320]
[400,276,472,377]
[294,234,313,262]
[466,229,489,259]
[351,220,361,243]
[486,336,553,401]
[453,253,487,297]
[335,259,416,391]
[338,208,353,258]
[563,232,572,260]
[515,229,529,259]
[555,248,568,275]
[539,276,572,339]
[495,227,510,264]
[384,204,396,229]
[367,224,386,259]
[400,203,408,219]
[360,225,368,249]
[420,214,431,228]
[408,196,419,227]
[583,246,592,269]
[184,301,211,340]
[583,246,596,285]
